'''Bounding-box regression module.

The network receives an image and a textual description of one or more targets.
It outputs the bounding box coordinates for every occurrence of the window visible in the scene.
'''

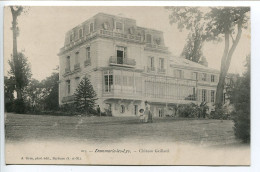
[116,46,126,64]
[67,80,71,95]
[146,34,152,43]
[159,58,164,70]
[86,47,90,60]
[202,89,206,102]
[75,52,79,64]
[202,73,207,81]
[148,57,154,70]
[75,77,80,87]
[193,87,196,100]
[211,75,215,82]
[104,71,113,92]
[66,56,70,70]
[90,23,94,33]
[176,70,182,78]
[192,72,198,80]
[134,105,138,115]
[116,22,123,31]
[211,90,215,103]
[79,29,83,38]
[120,105,125,113]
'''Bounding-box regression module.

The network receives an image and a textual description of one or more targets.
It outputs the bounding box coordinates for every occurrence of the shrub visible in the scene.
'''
[233,110,250,143]
[5,102,14,112]
[13,99,26,114]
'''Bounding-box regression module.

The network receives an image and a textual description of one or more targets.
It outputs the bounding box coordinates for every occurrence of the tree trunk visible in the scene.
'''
[11,7,23,100]
[215,23,243,108]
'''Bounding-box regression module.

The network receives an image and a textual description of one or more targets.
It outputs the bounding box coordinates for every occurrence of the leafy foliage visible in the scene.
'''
[181,27,205,63]
[8,52,32,92]
[74,76,97,113]
[41,72,59,110]
[166,7,250,106]
[229,55,250,143]
[177,102,208,118]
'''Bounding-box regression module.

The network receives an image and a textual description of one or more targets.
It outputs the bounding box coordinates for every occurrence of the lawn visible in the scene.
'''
[5,113,241,146]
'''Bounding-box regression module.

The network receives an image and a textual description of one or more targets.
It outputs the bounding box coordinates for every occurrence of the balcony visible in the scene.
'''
[109,56,136,68]
[157,68,166,74]
[65,68,71,74]
[99,29,142,42]
[74,63,80,71]
[84,59,91,67]
[145,43,168,52]
[147,66,156,73]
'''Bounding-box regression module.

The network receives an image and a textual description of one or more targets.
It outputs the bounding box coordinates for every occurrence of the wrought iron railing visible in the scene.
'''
[109,56,136,66]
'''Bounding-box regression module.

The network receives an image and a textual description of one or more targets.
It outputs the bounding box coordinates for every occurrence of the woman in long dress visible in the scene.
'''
[144,101,150,123]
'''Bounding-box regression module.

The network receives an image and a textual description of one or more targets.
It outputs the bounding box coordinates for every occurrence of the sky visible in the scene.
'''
[4,6,251,81]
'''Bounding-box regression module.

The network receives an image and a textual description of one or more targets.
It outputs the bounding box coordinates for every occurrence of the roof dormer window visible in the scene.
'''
[146,34,152,44]
[79,28,83,38]
[115,22,123,32]
[90,23,94,33]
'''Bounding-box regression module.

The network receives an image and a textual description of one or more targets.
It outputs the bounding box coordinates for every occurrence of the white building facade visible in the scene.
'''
[58,13,219,117]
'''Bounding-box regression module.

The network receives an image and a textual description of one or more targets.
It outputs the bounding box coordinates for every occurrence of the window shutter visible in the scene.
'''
[198,89,201,102]
[182,70,184,79]
[207,90,211,103]
[198,73,201,81]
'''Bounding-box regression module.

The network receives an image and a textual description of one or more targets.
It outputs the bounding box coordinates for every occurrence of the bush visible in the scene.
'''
[233,110,250,143]
[210,107,230,120]
[178,104,196,118]
[5,102,14,112]
[13,99,26,114]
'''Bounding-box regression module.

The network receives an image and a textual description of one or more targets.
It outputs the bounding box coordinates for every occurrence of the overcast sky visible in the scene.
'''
[4,6,250,81]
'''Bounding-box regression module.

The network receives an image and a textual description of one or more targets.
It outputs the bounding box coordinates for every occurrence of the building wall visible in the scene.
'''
[59,13,222,116]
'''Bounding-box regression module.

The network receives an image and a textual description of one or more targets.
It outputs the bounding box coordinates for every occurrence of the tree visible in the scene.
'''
[181,26,205,63]
[41,71,59,110]
[8,52,32,95]
[10,6,24,100]
[74,76,97,113]
[229,55,250,143]
[166,7,250,107]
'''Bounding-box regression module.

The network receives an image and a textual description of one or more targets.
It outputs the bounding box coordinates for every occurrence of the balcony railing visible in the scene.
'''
[109,56,136,67]
[147,66,155,72]
[65,68,71,74]
[99,29,142,42]
[84,59,91,66]
[145,43,168,51]
[158,68,166,74]
[74,63,80,71]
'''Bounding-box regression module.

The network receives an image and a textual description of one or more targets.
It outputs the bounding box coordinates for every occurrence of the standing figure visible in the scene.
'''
[97,105,101,116]
[144,101,151,123]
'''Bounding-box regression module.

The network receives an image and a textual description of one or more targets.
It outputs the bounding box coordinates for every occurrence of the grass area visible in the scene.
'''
[5,113,241,146]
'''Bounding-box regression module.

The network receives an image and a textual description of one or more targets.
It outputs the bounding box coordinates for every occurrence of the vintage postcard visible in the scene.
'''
[3,6,250,165]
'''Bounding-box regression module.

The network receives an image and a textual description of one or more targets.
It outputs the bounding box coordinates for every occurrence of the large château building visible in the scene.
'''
[58,13,221,117]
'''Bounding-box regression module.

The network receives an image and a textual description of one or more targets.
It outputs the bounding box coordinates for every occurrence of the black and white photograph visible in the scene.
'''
[2,5,252,165]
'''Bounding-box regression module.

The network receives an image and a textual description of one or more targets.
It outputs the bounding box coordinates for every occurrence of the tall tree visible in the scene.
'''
[10,6,24,100]
[41,71,59,110]
[8,52,32,95]
[166,7,250,107]
[206,7,250,107]
[181,25,205,63]
[74,76,97,113]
